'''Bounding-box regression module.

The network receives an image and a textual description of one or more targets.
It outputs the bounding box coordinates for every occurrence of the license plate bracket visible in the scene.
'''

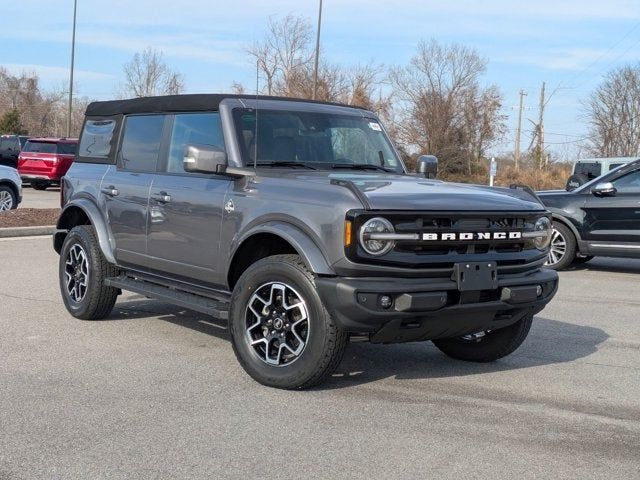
[454,262,498,291]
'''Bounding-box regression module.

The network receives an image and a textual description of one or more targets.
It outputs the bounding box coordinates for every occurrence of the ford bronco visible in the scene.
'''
[54,94,558,389]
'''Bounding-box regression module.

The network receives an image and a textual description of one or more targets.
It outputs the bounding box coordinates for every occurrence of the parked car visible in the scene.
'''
[0,134,29,168]
[0,164,22,211]
[18,137,78,190]
[565,157,636,191]
[54,94,558,389]
[538,159,640,270]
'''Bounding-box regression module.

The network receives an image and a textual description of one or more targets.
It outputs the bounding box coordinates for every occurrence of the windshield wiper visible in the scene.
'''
[331,163,395,172]
[255,161,317,170]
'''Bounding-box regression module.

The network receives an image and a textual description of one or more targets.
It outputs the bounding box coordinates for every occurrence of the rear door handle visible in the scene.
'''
[151,192,172,203]
[101,186,119,197]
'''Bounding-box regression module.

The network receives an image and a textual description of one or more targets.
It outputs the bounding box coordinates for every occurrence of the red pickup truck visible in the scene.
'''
[18,138,78,190]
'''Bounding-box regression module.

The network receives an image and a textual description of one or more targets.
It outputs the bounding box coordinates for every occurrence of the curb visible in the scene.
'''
[0,225,56,238]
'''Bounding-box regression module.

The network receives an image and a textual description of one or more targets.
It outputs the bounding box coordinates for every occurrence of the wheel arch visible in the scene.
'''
[54,199,116,264]
[227,222,334,290]
[550,212,582,242]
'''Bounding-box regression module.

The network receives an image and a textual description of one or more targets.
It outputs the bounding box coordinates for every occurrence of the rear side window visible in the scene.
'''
[166,113,225,173]
[23,141,56,154]
[57,143,77,155]
[120,115,166,172]
[79,120,116,158]
[574,162,601,179]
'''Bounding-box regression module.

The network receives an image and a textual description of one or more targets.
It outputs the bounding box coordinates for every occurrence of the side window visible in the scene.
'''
[613,170,640,193]
[120,115,166,172]
[79,120,116,158]
[166,113,225,173]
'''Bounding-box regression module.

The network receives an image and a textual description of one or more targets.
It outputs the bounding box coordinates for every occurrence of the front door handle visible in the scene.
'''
[101,186,119,197]
[151,192,172,203]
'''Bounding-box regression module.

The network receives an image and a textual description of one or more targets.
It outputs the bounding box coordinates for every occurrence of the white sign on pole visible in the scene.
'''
[489,158,497,186]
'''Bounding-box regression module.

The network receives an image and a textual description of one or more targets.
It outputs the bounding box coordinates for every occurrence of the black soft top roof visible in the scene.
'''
[85,94,361,116]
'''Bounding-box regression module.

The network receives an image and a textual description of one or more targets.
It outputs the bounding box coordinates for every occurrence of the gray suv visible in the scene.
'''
[54,94,558,389]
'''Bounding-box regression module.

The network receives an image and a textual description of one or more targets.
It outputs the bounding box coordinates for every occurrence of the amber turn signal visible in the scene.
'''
[344,220,353,247]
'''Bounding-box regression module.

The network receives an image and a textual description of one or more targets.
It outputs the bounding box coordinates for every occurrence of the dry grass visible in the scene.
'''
[440,164,571,191]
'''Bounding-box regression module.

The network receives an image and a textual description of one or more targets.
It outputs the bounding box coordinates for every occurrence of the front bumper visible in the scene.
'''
[316,268,558,343]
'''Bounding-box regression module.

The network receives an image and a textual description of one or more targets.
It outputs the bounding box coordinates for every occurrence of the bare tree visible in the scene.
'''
[390,40,505,173]
[121,48,185,98]
[585,65,640,157]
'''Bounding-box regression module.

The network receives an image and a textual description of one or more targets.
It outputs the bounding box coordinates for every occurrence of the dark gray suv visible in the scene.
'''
[54,94,558,389]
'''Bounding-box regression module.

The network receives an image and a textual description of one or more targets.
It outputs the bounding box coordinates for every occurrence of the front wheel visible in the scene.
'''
[544,223,576,270]
[228,254,348,389]
[432,315,533,362]
[0,185,17,211]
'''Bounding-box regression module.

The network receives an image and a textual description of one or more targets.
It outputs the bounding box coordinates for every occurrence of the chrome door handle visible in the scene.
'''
[151,192,172,203]
[101,186,119,197]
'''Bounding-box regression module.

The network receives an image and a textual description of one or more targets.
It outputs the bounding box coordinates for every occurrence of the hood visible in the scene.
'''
[266,171,546,211]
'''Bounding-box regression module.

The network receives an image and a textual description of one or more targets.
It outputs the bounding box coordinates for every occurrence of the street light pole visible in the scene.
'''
[312,0,323,100]
[67,0,77,137]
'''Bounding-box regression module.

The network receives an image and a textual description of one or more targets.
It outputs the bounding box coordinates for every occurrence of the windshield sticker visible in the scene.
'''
[368,122,382,131]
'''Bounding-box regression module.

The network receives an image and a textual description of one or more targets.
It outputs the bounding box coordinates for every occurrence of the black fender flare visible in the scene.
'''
[229,221,334,276]
[54,199,116,264]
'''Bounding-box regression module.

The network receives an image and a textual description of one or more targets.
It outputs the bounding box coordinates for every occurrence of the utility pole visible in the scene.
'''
[537,81,546,169]
[514,89,526,170]
[312,0,323,100]
[67,0,77,137]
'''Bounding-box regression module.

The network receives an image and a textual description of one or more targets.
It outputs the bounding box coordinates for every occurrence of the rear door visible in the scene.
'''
[583,167,640,251]
[101,114,168,269]
[146,112,231,287]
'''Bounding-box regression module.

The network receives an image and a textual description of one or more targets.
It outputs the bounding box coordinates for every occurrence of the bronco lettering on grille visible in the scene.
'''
[422,232,522,241]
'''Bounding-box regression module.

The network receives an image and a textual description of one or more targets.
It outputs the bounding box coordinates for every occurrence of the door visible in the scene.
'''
[146,112,231,286]
[102,114,167,269]
[583,168,640,251]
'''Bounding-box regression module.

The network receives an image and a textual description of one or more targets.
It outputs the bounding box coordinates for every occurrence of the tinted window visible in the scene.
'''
[613,170,640,193]
[167,113,225,173]
[79,120,116,158]
[57,143,77,155]
[574,162,601,179]
[23,141,56,154]
[120,115,165,172]
[0,137,20,151]
[608,163,624,171]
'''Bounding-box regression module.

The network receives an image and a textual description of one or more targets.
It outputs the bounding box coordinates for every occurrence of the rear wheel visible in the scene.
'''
[0,186,17,211]
[432,315,533,362]
[59,225,119,320]
[31,182,48,191]
[544,222,576,270]
[229,254,348,389]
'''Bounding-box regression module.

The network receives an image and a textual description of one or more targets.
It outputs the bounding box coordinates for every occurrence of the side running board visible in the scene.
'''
[105,275,229,320]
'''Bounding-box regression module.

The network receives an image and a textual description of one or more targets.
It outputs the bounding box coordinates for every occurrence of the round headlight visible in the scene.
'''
[533,217,552,249]
[359,217,395,256]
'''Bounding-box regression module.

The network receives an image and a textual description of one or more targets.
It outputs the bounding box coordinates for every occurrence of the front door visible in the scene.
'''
[583,167,640,253]
[102,114,167,269]
[146,112,231,287]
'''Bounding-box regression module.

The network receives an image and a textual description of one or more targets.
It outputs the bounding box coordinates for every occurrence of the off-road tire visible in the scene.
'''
[432,315,533,362]
[565,173,589,191]
[59,225,119,320]
[228,254,348,390]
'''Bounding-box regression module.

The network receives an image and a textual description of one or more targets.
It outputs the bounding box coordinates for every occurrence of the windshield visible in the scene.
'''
[233,108,403,173]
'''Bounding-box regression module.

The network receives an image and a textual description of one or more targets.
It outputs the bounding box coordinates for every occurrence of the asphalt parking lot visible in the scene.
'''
[19,186,60,210]
[1,236,639,479]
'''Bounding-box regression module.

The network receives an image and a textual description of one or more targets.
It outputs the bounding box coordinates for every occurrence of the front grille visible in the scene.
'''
[346,210,547,273]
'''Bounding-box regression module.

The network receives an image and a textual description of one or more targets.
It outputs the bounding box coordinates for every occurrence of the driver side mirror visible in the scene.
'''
[183,145,227,174]
[592,182,617,197]
[416,155,438,179]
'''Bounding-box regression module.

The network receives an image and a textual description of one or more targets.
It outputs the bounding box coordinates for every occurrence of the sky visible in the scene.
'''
[2,0,640,158]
